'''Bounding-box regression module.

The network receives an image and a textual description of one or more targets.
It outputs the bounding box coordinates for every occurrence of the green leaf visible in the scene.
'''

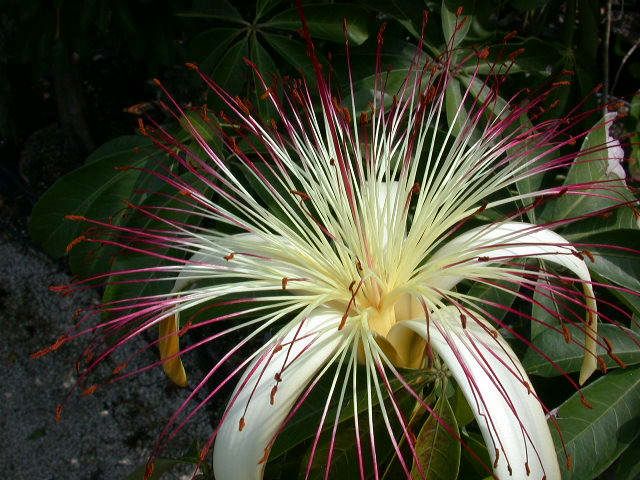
[101,174,208,308]
[467,280,517,323]
[614,435,640,480]
[444,78,464,137]
[29,136,155,259]
[250,36,278,119]
[523,324,640,376]
[441,0,469,48]
[550,367,640,479]
[209,36,249,92]
[178,0,245,24]
[411,394,460,480]
[268,367,430,462]
[582,230,640,292]
[267,5,370,45]
[546,117,637,226]
[255,0,283,21]
[188,27,244,73]
[263,33,317,81]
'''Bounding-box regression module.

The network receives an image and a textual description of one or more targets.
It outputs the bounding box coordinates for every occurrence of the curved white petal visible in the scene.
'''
[428,221,597,383]
[212,312,346,480]
[392,307,561,480]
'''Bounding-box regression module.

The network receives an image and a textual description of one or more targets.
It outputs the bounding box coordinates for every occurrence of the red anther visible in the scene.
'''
[610,352,627,369]
[82,384,98,396]
[179,321,192,336]
[456,6,464,16]
[597,356,607,373]
[55,404,63,423]
[549,99,560,109]
[65,235,86,253]
[477,47,490,59]
[339,312,349,330]
[137,118,147,135]
[329,158,336,166]
[64,214,86,221]
[566,455,573,471]
[582,250,595,262]
[572,250,584,260]
[356,260,363,272]
[281,277,289,290]
[493,449,500,468]
[523,381,532,394]
[270,385,278,405]
[504,30,518,41]
[185,62,198,70]
[178,189,192,197]
[603,336,614,353]
[291,190,310,201]
[488,330,498,339]
[235,96,251,114]
[152,78,162,87]
[144,462,155,480]
[257,446,271,464]
[460,314,467,329]
[508,48,525,60]
[552,81,572,87]
[199,446,210,462]
[525,462,530,475]
[348,280,356,292]
[273,344,283,353]
[580,395,592,409]
[260,87,274,100]
[112,363,128,375]
[561,69,575,76]
[239,417,246,431]
[507,464,513,475]
[224,252,235,261]
[477,256,490,262]
[274,372,282,382]
[359,112,369,124]
[113,165,133,171]
[562,325,572,344]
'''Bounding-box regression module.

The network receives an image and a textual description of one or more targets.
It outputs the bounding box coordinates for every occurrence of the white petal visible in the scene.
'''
[392,307,561,480]
[212,312,346,480]
[428,222,597,383]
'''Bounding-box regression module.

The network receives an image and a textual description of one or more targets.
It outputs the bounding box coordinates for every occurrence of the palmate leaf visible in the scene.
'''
[550,367,640,479]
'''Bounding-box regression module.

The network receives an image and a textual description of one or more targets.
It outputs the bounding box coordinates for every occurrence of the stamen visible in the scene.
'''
[224,252,235,261]
[144,462,155,480]
[562,325,572,343]
[55,404,63,423]
[238,417,246,431]
[281,277,289,290]
[82,384,98,396]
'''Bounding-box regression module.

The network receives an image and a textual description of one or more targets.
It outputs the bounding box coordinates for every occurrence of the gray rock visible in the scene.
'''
[0,237,212,479]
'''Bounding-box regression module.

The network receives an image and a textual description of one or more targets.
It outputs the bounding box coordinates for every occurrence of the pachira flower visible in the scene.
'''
[40,10,638,480]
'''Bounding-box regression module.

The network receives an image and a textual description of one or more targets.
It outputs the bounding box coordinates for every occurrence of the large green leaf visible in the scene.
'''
[411,394,460,480]
[29,135,155,260]
[523,324,640,376]
[614,435,640,480]
[467,280,517,323]
[550,367,640,479]
[577,229,640,292]
[545,117,637,226]
[266,5,370,45]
